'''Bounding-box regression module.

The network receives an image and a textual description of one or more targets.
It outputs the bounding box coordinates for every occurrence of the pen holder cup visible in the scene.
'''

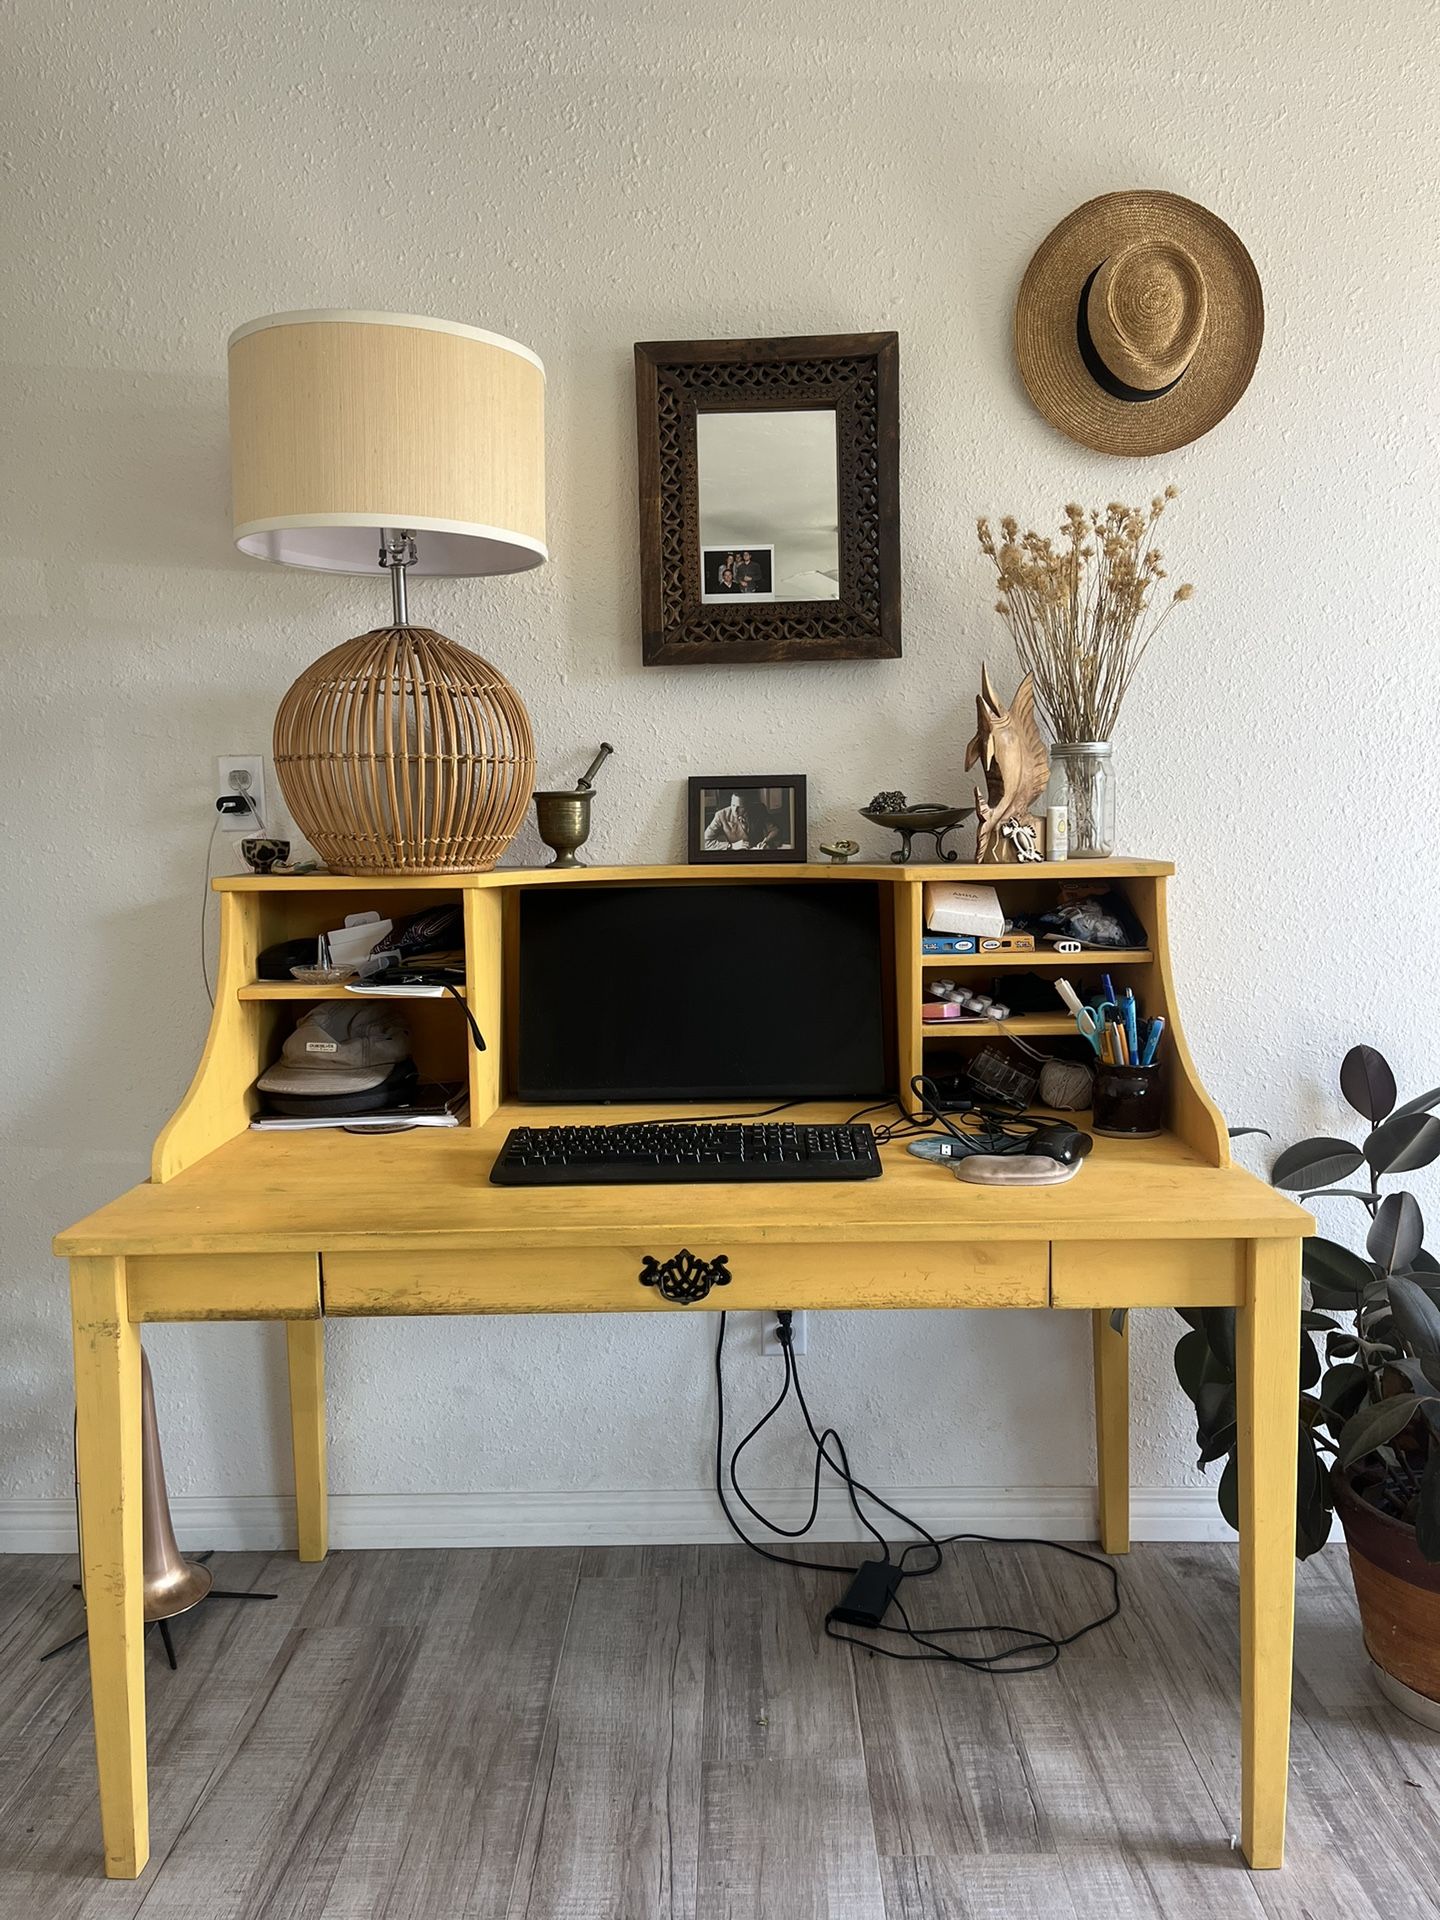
[1092,1062,1165,1138]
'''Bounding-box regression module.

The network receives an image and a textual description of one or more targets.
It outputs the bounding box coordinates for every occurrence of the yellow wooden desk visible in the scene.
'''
[54,862,1312,1879]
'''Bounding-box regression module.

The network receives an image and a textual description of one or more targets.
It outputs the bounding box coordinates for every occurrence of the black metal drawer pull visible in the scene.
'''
[638,1249,732,1304]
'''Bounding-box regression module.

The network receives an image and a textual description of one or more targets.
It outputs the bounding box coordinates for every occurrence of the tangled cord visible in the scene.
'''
[713,1311,1120,1674]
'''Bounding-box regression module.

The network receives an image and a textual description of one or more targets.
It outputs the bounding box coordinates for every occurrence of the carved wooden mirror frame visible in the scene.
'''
[634,332,900,666]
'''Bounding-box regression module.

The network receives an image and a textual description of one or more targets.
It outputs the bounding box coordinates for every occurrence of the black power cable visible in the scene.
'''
[713,1310,1121,1674]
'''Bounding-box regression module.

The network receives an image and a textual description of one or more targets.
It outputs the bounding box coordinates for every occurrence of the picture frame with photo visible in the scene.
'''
[701,545,776,603]
[687,776,808,864]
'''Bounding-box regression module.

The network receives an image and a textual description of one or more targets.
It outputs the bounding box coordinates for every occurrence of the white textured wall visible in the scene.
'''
[4,1,1439,1544]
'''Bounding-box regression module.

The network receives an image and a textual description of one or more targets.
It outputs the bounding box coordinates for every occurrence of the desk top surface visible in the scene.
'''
[56,1103,1312,1257]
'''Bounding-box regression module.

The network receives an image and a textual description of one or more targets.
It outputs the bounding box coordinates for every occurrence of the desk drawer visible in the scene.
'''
[1051,1238,1243,1308]
[127,1253,320,1322]
[322,1240,1047,1315]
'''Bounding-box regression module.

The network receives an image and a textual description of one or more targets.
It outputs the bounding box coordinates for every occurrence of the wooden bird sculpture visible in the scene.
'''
[965,665,1050,864]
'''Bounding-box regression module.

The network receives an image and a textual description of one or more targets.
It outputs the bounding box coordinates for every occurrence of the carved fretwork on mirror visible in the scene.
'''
[634,333,900,665]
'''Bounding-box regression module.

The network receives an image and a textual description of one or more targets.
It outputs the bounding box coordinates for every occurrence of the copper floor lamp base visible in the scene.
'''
[40,1553,275,1670]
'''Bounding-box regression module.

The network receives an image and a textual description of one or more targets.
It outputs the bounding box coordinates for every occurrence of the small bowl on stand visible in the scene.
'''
[859,803,972,865]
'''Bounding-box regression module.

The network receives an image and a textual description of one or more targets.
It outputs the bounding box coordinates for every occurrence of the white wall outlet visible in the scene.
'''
[761,1310,807,1357]
[216,754,268,832]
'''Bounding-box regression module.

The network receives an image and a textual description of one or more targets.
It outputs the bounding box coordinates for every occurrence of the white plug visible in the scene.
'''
[215,755,267,832]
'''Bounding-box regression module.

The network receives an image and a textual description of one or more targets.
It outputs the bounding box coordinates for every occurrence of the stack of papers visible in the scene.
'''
[250,1084,470,1132]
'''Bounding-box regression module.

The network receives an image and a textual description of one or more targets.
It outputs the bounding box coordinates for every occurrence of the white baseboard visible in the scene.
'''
[0,1485,1232,1555]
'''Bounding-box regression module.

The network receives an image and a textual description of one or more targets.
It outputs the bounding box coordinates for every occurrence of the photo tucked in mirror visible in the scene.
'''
[696,410,840,603]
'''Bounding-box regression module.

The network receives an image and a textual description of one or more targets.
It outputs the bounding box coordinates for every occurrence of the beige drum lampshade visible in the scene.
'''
[227,309,546,875]
[228,310,546,573]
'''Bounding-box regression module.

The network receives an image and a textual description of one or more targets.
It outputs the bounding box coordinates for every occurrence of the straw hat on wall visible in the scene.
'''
[1014,190,1263,456]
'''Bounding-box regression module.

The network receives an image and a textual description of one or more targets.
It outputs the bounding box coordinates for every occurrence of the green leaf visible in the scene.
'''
[1385,1358,1440,1429]
[1217,1452,1239,1532]
[1296,1429,1333,1557]
[1300,1310,1339,1332]
[1195,1382,1237,1464]
[1199,1422,1238,1467]
[1388,1274,1440,1363]
[1302,1238,1374,1302]
[1200,1306,1236,1375]
[1174,1328,1208,1402]
[1227,1127,1271,1140]
[1108,1307,1127,1335]
[1368,1192,1425,1274]
[1366,1113,1440,1177]
[1196,1380,1235,1430]
[1272,1137,1366,1191]
[1174,1307,1205,1333]
[1299,1337,1321,1391]
[1318,1360,1367,1408]
[1391,1085,1440,1122]
[1336,1393,1428,1469]
[1326,1330,1359,1359]
[1416,1452,1440,1563]
[1340,1046,1398,1123]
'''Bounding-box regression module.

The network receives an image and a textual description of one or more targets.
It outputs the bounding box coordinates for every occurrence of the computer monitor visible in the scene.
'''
[517,881,889,1102]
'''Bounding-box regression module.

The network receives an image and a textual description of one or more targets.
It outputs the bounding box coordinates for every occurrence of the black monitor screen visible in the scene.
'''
[517,882,888,1102]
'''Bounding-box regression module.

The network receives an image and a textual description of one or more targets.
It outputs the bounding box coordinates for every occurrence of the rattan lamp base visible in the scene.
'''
[273,625,535,875]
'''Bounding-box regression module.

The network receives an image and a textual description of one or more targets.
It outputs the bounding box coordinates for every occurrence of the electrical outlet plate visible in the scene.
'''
[761,1310,807,1357]
[216,754,267,832]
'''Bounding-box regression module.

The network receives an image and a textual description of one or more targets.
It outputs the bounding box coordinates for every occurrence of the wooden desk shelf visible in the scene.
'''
[921,947,1153,968]
[154,858,1224,1183]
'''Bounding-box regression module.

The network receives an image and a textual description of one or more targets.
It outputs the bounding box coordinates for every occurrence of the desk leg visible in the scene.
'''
[1237,1237,1301,1869]
[70,1256,148,1880]
[285,1320,328,1562]
[1091,1310,1130,1554]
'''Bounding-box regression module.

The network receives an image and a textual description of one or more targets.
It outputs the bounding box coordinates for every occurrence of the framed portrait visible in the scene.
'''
[688,776,808,864]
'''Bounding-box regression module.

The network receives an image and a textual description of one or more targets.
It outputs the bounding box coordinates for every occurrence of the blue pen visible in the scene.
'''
[1140,1015,1166,1066]
[1102,972,1117,1007]
[1122,989,1139,1063]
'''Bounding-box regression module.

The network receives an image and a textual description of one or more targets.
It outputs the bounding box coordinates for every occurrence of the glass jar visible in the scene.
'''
[1050,742,1115,859]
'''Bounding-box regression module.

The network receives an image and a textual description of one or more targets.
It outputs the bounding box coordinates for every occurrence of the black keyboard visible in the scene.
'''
[490,1120,884,1186]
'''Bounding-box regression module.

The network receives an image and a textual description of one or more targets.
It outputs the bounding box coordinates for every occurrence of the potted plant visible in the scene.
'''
[1173,1044,1440,1719]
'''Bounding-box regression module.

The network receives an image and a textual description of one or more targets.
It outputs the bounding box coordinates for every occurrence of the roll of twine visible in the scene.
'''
[1039,1059,1096,1113]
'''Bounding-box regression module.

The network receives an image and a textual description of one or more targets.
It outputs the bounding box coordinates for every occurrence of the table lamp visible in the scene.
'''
[227,309,545,873]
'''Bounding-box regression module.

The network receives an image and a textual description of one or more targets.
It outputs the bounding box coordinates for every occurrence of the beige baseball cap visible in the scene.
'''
[256,1004,412,1096]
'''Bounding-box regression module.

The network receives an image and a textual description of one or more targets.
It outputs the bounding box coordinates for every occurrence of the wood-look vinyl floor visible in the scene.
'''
[1,1541,1436,1918]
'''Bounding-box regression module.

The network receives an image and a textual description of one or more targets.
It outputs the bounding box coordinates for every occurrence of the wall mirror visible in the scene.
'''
[635,332,899,665]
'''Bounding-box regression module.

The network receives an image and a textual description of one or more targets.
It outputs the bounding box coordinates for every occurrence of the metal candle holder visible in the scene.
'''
[533,743,614,867]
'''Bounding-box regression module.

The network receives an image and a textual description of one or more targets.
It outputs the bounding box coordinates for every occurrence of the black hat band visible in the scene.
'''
[1076,263,1188,405]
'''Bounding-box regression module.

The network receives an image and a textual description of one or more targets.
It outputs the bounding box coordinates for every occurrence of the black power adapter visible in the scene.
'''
[828,1559,903,1629]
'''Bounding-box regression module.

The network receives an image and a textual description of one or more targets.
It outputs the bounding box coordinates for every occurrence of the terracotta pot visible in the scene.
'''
[1333,1464,1440,1705]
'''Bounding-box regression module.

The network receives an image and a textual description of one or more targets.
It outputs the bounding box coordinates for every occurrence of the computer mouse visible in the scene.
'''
[1027,1122,1094,1166]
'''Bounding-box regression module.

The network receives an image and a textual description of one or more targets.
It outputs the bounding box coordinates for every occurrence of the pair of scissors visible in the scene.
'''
[1054,977,1114,1057]
[1071,1001,1113,1056]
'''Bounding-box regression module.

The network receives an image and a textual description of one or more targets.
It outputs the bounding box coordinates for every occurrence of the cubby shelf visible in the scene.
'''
[238,981,468,1001]
[920,948,1152,968]
[922,1015,1077,1039]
